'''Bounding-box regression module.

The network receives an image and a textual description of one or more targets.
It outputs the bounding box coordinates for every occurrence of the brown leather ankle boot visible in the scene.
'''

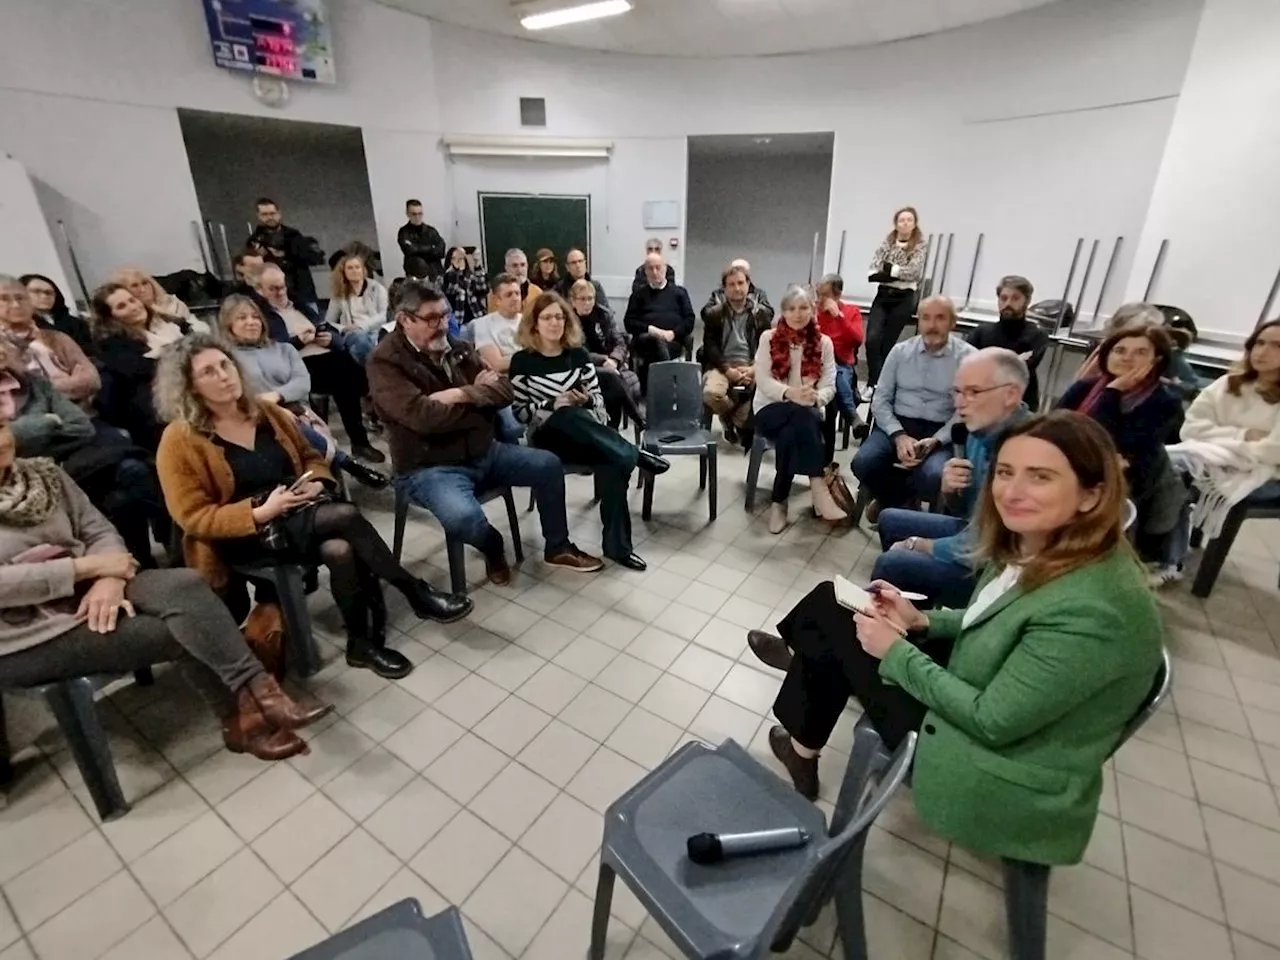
[247,673,334,732]
[223,689,310,761]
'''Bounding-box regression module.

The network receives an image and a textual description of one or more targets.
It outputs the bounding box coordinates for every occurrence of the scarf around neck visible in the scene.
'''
[1076,372,1160,418]
[770,321,823,382]
[0,457,63,527]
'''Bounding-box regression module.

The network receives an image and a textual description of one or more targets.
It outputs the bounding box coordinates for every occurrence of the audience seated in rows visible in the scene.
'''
[153,334,470,680]
[746,412,1164,893]
[325,252,388,365]
[624,251,696,383]
[568,279,644,429]
[249,197,325,307]
[220,296,388,490]
[700,263,774,447]
[510,292,669,571]
[852,296,975,520]
[0,275,99,409]
[814,272,865,423]
[0,415,333,762]
[442,246,489,326]
[865,206,928,389]
[109,266,194,323]
[487,248,541,315]
[397,199,446,283]
[91,281,208,453]
[252,263,384,464]
[967,275,1048,410]
[368,280,604,585]
[1055,321,1183,558]
[22,274,93,349]
[632,238,676,292]
[872,348,1030,609]
[1158,319,1280,584]
[556,248,611,318]
[753,286,848,534]
[531,248,560,290]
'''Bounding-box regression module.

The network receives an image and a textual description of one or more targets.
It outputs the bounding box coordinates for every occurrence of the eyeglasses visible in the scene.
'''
[951,383,1015,401]
[410,310,450,326]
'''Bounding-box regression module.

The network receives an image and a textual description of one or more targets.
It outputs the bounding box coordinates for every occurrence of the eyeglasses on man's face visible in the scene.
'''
[951,383,1014,401]
[410,309,449,327]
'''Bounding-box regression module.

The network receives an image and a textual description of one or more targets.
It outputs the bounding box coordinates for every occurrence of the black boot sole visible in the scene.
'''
[346,652,414,680]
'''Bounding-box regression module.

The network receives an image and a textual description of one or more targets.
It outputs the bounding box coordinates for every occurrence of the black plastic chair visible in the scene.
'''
[1189,495,1280,597]
[289,899,474,958]
[640,362,717,523]
[229,558,324,677]
[392,484,523,595]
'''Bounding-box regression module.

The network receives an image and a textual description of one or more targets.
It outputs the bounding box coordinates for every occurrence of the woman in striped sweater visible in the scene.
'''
[509,292,668,571]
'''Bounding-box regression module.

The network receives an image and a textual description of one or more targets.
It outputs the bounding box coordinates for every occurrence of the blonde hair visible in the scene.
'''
[568,279,596,302]
[517,291,583,351]
[153,332,259,434]
[217,295,269,346]
[109,267,175,315]
[330,253,368,301]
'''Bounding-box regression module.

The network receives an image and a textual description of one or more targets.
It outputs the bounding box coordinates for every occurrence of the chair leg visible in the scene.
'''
[707,448,718,522]
[392,487,410,562]
[641,468,655,521]
[0,696,13,787]
[276,566,321,678]
[589,861,617,960]
[526,490,536,513]
[1192,504,1248,598]
[832,846,870,960]
[699,454,707,491]
[445,537,468,595]
[1002,859,1050,960]
[502,490,525,564]
[44,679,130,821]
[848,485,869,528]
[744,446,763,512]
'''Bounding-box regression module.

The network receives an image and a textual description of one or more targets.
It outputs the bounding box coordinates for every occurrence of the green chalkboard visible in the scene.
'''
[478,193,590,281]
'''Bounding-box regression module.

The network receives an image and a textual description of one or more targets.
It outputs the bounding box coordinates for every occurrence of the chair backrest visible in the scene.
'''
[764,731,918,950]
[1110,646,1173,758]
[645,360,704,433]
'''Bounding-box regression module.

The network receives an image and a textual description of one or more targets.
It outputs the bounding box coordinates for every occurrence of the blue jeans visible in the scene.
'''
[851,425,949,508]
[396,442,571,558]
[872,509,975,608]
[497,406,525,444]
[342,330,378,366]
[834,364,858,416]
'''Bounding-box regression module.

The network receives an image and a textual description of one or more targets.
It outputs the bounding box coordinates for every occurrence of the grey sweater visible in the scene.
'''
[0,469,126,656]
[233,341,312,405]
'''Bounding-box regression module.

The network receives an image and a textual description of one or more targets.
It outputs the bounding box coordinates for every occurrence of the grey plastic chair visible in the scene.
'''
[640,361,717,522]
[288,899,473,958]
[743,433,775,512]
[1189,494,1280,596]
[844,646,1172,960]
[588,734,916,960]
[392,484,523,594]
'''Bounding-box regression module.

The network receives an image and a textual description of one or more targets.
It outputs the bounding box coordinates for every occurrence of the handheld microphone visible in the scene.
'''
[950,422,969,459]
[686,827,812,865]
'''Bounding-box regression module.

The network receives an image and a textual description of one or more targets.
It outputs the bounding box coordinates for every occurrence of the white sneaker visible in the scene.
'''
[1147,564,1183,589]
[768,502,788,535]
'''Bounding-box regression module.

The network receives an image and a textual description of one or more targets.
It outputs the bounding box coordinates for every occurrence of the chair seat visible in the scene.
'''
[642,426,715,455]
[288,899,473,958]
[602,740,827,958]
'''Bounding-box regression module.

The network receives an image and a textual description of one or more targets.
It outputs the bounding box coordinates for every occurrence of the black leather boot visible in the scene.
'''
[343,593,413,679]
[403,578,473,624]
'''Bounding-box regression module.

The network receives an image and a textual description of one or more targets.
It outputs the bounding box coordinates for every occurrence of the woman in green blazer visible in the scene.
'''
[753,411,1163,867]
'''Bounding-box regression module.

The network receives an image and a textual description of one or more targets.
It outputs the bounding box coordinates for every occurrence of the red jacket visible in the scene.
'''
[817,301,864,366]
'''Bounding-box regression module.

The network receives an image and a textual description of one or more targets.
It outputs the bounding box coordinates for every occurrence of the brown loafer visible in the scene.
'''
[748,630,793,672]
[485,552,512,587]
[246,674,334,732]
[768,725,818,801]
[546,547,604,573]
[223,696,310,761]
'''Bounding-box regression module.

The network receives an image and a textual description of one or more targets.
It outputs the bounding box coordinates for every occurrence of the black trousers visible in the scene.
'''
[596,366,644,428]
[772,581,954,751]
[305,351,370,448]
[865,287,917,387]
[533,408,638,559]
[754,402,826,504]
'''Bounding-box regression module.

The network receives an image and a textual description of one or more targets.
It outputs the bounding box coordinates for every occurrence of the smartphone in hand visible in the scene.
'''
[288,470,315,493]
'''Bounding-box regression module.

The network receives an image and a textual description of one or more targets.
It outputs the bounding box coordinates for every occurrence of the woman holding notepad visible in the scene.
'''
[748,411,1163,874]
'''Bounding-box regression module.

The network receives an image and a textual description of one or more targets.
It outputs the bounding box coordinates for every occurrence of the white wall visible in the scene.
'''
[685,151,832,307]
[1124,0,1280,338]
[0,156,79,307]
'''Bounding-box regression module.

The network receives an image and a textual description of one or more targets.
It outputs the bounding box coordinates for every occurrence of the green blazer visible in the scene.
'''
[879,546,1163,865]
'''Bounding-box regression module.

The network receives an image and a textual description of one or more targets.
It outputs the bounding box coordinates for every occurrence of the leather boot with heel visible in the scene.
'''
[223,689,310,761]
[346,588,414,679]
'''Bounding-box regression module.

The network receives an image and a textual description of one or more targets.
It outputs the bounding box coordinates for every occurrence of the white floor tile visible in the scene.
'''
[463,848,568,957]
[291,828,400,932]
[163,848,281,956]
[251,792,355,884]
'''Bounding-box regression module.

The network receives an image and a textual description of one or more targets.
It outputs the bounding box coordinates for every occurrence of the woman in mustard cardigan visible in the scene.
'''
[750,411,1163,877]
[155,333,471,680]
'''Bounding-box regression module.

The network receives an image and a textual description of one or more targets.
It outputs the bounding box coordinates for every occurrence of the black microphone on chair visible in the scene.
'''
[950,422,969,459]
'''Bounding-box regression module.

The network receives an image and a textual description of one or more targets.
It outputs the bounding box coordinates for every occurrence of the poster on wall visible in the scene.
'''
[202,0,337,84]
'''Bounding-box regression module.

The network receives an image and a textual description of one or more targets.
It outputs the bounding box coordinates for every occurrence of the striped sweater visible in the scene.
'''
[508,346,607,431]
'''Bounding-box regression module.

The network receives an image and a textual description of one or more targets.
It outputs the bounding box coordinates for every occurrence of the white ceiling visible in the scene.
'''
[378,0,1063,58]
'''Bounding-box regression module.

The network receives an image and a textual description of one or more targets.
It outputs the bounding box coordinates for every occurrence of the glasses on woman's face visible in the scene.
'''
[571,295,594,306]
[539,310,566,323]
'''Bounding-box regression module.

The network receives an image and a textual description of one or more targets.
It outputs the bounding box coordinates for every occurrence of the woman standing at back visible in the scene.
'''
[865,206,927,391]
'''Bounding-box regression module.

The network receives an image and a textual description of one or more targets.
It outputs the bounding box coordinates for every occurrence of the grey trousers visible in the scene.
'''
[0,568,264,716]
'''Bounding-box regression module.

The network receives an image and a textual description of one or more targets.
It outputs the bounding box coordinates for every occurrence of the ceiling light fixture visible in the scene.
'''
[518,0,633,31]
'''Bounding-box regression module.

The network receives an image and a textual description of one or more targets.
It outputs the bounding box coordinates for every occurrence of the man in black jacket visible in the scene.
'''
[632,238,675,292]
[700,263,773,445]
[967,275,1049,410]
[624,252,695,384]
[397,199,445,282]
[248,197,325,307]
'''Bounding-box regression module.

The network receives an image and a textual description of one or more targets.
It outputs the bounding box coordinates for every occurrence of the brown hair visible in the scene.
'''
[886,206,923,253]
[492,272,521,294]
[329,253,368,301]
[218,295,269,346]
[971,411,1129,591]
[153,332,261,435]
[1226,318,1280,404]
[517,292,583,351]
[90,282,156,341]
[721,263,749,286]
[532,248,559,285]
[1095,322,1174,381]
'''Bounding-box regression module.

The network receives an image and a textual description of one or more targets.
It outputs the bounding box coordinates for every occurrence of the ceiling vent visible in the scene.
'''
[520,97,547,127]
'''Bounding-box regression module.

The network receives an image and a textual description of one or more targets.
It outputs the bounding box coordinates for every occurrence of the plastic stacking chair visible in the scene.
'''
[588,735,915,960]
[1189,495,1280,597]
[288,899,474,959]
[640,361,717,522]
[743,433,775,512]
[392,484,523,595]
[843,647,1172,960]
[229,557,323,677]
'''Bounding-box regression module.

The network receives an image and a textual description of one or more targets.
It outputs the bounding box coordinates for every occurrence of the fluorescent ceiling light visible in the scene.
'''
[519,0,633,31]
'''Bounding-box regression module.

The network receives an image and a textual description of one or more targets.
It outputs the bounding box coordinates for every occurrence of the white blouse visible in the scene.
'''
[961,564,1021,628]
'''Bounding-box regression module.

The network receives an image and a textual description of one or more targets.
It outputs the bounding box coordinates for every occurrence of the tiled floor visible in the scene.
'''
[2,439,1280,960]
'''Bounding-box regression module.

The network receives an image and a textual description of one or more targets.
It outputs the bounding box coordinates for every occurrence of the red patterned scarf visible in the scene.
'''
[770,321,823,382]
